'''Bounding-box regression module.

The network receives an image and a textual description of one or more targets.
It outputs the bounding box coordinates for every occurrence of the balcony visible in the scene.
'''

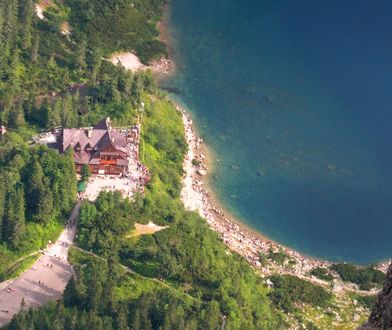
[100,159,117,165]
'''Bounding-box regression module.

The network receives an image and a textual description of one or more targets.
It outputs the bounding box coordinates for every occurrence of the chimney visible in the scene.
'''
[107,117,111,131]
[86,128,92,138]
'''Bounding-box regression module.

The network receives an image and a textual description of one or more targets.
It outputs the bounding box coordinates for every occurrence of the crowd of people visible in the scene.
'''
[126,125,140,159]
[125,125,150,193]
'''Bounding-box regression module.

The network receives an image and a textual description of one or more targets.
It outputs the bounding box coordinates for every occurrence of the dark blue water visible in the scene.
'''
[163,0,392,264]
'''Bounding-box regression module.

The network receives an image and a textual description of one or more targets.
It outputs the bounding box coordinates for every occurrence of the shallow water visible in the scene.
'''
[162,0,392,264]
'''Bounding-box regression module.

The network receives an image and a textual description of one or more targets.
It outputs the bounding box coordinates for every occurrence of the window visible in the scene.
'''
[74,142,81,152]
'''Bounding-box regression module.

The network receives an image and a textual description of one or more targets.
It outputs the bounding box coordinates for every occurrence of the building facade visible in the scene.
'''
[58,118,131,175]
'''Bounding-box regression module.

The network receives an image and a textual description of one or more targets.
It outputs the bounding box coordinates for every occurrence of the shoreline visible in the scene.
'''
[108,4,175,79]
[152,3,176,80]
[177,104,391,290]
[178,106,336,277]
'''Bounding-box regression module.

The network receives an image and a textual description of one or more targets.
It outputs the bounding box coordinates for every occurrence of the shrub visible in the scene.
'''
[268,249,288,265]
[268,275,332,312]
[310,267,334,281]
[192,158,201,167]
[356,295,377,309]
[258,252,268,266]
[331,264,385,290]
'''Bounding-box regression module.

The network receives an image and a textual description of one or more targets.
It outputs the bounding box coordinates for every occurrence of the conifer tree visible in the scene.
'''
[9,103,26,128]
[4,186,26,249]
[2,0,18,49]
[115,305,129,330]
[76,40,87,72]
[61,94,78,127]
[47,98,62,129]
[63,276,78,306]
[89,47,102,85]
[18,0,34,49]
[36,178,54,223]
[0,184,6,242]
[26,158,44,215]
[0,6,5,60]
[86,272,103,312]
[66,308,79,330]
[31,32,39,63]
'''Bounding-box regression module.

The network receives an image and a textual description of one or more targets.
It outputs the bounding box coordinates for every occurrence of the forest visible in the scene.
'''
[0,0,379,329]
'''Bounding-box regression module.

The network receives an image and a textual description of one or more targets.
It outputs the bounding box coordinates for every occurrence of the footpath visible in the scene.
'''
[0,202,80,327]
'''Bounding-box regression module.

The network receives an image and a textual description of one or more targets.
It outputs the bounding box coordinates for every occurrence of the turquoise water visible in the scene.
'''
[162,0,392,264]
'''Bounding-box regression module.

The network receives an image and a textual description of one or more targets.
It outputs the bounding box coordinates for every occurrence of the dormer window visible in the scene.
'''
[74,142,81,152]
[85,143,92,152]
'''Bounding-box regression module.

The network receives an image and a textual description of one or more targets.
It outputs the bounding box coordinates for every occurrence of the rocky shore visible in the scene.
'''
[178,104,390,290]
[179,106,329,274]
[150,57,173,76]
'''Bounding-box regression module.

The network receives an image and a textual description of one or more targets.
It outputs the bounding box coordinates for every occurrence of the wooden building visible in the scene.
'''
[58,118,131,175]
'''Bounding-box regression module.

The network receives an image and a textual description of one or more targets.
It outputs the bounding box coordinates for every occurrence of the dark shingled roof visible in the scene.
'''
[93,118,110,130]
[59,117,131,165]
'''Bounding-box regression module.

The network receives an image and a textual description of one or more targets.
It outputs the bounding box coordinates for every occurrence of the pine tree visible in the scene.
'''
[18,0,34,49]
[61,149,77,210]
[89,47,102,85]
[76,40,87,73]
[55,302,66,326]
[131,309,141,330]
[8,313,28,330]
[66,308,79,330]
[26,158,44,215]
[2,0,18,49]
[4,187,26,249]
[0,3,4,36]
[9,103,26,128]
[63,276,78,306]
[11,48,22,99]
[61,94,77,127]
[115,305,129,330]
[0,6,5,61]
[81,164,91,182]
[203,300,221,330]
[13,186,26,245]
[31,32,39,63]
[110,78,121,103]
[86,273,103,312]
[37,180,54,223]
[47,98,62,129]
[0,184,6,242]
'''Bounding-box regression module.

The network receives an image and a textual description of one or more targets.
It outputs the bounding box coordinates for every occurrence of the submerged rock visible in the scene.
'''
[264,95,273,104]
[326,164,337,171]
[231,165,240,171]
